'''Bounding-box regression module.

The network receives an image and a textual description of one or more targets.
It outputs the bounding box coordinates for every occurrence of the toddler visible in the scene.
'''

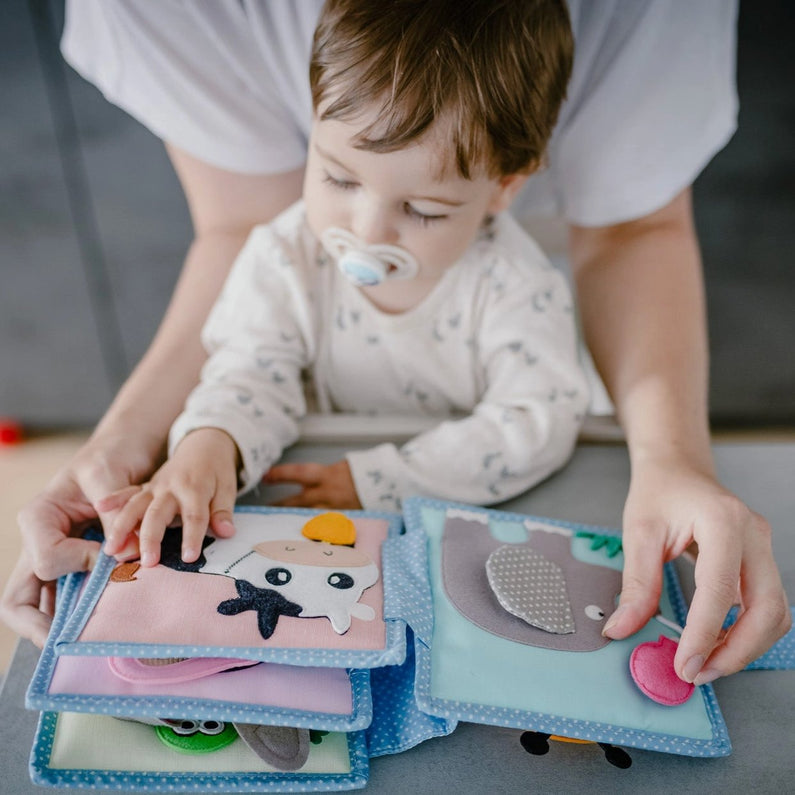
[102,0,589,566]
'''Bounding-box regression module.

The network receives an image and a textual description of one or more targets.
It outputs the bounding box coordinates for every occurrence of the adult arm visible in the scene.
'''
[1,146,303,645]
[569,187,791,683]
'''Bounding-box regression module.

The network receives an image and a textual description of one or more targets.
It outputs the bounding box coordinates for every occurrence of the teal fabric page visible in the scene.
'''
[419,503,718,744]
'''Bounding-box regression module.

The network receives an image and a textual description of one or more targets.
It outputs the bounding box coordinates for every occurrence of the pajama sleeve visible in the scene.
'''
[169,225,313,493]
[346,266,590,511]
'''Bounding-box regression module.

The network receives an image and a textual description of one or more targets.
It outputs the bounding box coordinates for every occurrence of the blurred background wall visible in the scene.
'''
[1,0,793,430]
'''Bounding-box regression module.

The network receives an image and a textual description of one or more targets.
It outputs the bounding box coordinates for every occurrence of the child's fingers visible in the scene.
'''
[209,477,238,539]
[174,494,211,564]
[263,462,325,486]
[138,493,179,567]
[112,534,142,563]
[104,489,153,556]
[273,487,325,509]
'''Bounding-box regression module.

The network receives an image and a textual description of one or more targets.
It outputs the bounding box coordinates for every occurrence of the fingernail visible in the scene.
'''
[602,606,626,636]
[217,520,235,536]
[140,551,156,567]
[693,668,721,687]
[682,654,706,683]
[182,547,198,562]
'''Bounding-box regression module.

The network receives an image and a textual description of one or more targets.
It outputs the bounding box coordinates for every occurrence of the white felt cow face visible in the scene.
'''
[223,540,379,634]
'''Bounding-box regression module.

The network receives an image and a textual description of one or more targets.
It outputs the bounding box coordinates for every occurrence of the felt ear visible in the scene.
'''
[108,656,258,684]
[486,544,575,634]
[234,724,310,771]
[302,511,357,545]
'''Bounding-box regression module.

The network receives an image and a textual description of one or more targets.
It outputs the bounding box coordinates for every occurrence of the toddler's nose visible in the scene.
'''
[351,203,397,247]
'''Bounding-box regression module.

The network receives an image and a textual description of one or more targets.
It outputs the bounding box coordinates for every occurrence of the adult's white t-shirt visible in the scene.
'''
[61,0,739,228]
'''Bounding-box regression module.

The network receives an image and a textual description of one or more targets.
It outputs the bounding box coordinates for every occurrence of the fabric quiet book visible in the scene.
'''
[26,500,795,789]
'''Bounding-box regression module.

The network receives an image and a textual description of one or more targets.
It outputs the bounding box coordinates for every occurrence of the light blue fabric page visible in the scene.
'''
[406,498,730,757]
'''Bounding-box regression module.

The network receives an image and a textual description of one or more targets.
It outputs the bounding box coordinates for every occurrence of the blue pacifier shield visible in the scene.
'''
[338,251,387,286]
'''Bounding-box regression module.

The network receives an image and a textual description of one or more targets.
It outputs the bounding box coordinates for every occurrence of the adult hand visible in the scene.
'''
[264,460,362,509]
[0,430,160,646]
[602,456,791,684]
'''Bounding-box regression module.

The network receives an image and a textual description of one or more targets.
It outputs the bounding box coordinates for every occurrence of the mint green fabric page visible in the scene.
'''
[419,503,717,744]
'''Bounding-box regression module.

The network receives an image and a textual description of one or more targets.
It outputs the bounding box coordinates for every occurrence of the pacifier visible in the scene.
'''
[320,227,419,286]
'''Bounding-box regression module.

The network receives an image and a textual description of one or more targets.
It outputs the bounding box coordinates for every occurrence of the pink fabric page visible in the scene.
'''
[77,516,388,652]
[48,655,353,714]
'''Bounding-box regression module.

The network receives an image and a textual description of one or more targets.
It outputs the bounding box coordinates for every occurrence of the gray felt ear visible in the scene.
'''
[234,724,310,771]
[486,544,575,634]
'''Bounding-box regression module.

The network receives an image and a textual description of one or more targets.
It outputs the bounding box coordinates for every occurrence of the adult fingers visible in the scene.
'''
[674,519,742,683]
[18,495,101,581]
[602,520,666,640]
[690,514,790,684]
[0,554,55,647]
[94,485,142,514]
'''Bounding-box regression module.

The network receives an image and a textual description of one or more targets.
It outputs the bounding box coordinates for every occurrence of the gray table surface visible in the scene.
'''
[2,441,793,794]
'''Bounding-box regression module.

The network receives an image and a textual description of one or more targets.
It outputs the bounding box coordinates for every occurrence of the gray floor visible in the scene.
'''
[1,0,793,427]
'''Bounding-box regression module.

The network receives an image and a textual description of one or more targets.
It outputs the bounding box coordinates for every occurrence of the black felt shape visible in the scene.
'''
[159,530,215,573]
[598,743,632,769]
[520,731,550,756]
[217,579,303,639]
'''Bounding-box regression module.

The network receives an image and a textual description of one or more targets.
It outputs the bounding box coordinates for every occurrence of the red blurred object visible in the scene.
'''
[0,418,24,445]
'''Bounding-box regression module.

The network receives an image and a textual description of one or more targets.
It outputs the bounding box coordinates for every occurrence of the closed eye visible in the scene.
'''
[404,202,447,226]
[323,171,358,191]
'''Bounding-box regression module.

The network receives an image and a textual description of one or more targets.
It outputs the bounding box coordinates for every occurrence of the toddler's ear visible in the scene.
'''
[488,171,531,214]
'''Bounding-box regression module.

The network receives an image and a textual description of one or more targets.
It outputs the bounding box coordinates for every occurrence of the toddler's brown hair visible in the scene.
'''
[310,0,573,179]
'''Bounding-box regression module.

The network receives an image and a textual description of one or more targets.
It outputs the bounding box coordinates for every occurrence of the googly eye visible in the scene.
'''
[171,719,200,736]
[198,720,225,736]
[585,605,606,621]
[265,567,292,586]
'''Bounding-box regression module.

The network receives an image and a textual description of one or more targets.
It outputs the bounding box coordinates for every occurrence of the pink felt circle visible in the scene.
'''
[629,635,695,706]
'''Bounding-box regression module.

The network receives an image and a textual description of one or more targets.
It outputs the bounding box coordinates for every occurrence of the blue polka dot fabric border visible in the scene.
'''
[29,711,370,792]
[727,606,795,670]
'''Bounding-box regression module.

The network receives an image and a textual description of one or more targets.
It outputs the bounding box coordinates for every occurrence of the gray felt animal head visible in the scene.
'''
[442,510,621,650]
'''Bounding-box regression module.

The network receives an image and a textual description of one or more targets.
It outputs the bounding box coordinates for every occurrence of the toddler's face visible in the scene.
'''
[304,108,526,287]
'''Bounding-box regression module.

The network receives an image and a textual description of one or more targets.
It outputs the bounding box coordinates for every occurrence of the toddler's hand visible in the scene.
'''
[100,429,239,567]
[603,457,790,685]
[264,460,362,509]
